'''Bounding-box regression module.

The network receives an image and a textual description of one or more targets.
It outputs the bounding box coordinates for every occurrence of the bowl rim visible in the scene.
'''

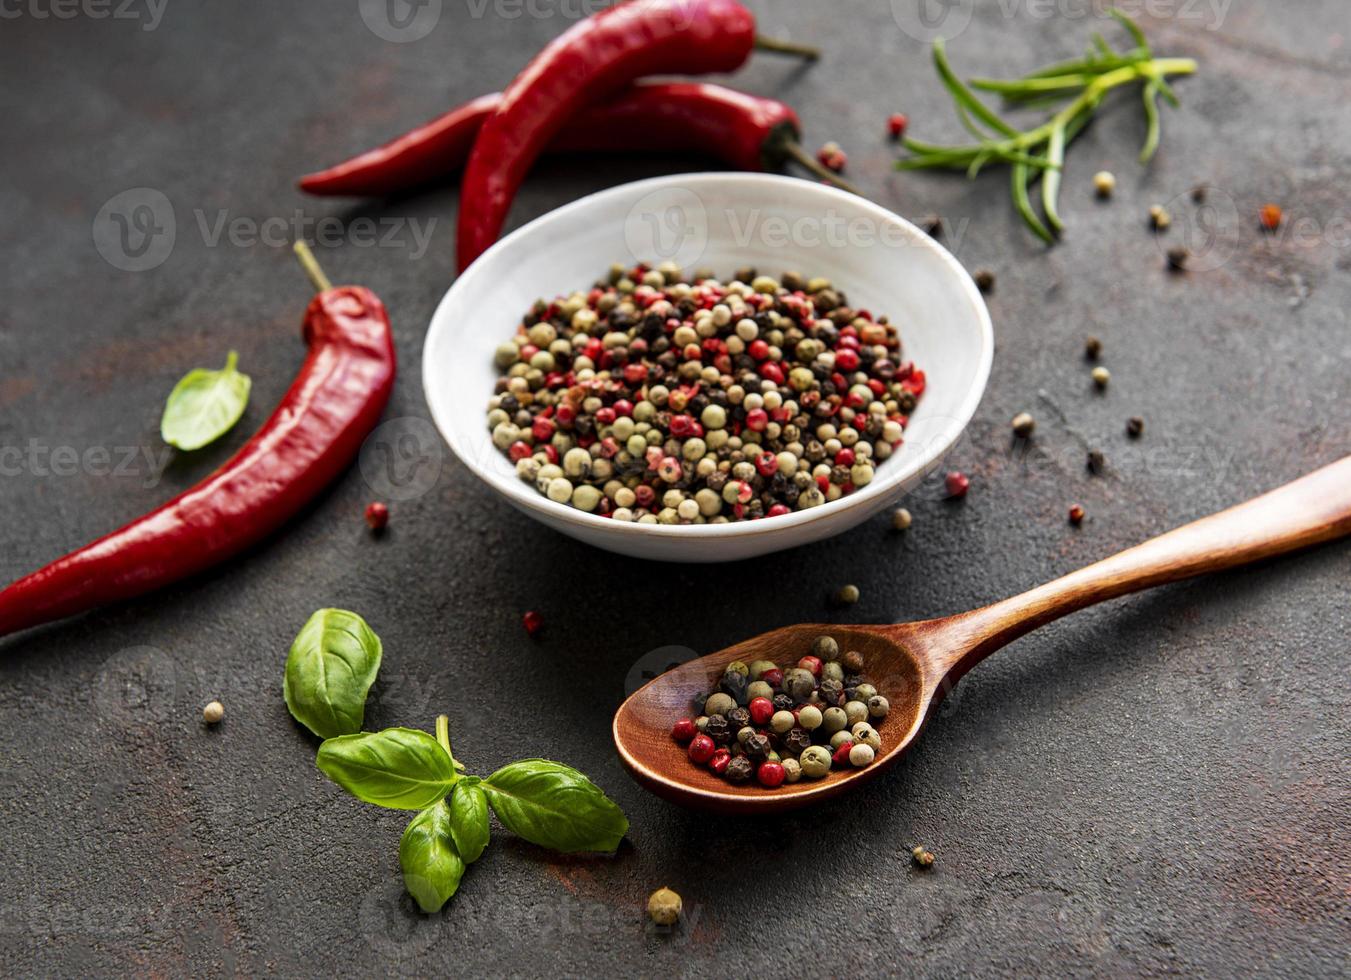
[423,171,993,540]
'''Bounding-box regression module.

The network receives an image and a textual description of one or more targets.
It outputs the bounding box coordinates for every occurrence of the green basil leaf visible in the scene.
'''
[316,728,457,810]
[160,350,252,451]
[482,760,628,854]
[283,609,383,739]
[446,776,490,864]
[399,802,465,914]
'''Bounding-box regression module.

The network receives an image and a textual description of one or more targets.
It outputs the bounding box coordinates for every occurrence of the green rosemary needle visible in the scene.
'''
[897,10,1198,243]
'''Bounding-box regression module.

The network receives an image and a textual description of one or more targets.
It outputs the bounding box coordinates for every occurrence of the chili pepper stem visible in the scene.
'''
[781,140,863,196]
[435,713,452,756]
[753,34,820,60]
[292,240,333,293]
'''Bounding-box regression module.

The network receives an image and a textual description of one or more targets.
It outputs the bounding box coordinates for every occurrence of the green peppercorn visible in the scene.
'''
[797,705,823,731]
[811,636,839,660]
[853,683,878,702]
[849,743,875,767]
[694,715,709,732]
[724,660,749,677]
[822,660,844,683]
[822,706,848,734]
[842,650,865,673]
[835,584,860,605]
[782,758,802,783]
[844,700,869,726]
[770,710,796,734]
[867,695,890,719]
[829,730,854,749]
[851,722,881,752]
[704,692,735,717]
[782,667,815,701]
[746,680,774,702]
[748,659,777,680]
[737,726,757,746]
[647,887,682,925]
[800,746,832,778]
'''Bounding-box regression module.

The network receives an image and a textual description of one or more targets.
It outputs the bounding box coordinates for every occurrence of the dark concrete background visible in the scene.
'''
[1,1,1348,976]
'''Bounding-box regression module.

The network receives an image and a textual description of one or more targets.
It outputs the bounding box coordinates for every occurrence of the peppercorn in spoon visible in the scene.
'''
[613,455,1351,812]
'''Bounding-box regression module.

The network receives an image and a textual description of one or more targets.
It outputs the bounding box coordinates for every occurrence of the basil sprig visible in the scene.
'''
[483,760,629,854]
[317,728,458,810]
[283,609,383,739]
[399,802,466,914]
[160,350,252,450]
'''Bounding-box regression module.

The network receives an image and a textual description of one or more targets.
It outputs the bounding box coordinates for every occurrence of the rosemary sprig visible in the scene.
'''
[897,10,1197,243]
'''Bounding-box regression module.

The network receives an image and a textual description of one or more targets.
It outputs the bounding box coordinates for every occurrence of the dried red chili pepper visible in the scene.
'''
[0,244,396,639]
[300,83,849,199]
[455,0,818,271]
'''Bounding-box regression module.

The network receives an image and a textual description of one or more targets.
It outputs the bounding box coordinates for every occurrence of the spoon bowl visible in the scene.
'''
[614,456,1351,813]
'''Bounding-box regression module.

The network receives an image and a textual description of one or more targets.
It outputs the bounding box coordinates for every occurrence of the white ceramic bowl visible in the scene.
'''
[424,173,992,562]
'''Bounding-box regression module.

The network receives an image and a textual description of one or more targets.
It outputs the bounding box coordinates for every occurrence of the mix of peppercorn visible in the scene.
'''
[671,636,891,788]
[486,264,924,523]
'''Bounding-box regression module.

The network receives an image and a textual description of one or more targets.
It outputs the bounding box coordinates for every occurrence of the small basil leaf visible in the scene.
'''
[160,350,252,451]
[283,609,383,739]
[482,760,628,854]
[399,802,465,914]
[316,728,457,810]
[446,776,490,864]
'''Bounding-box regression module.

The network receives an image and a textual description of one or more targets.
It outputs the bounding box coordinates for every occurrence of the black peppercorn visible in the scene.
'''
[725,756,753,782]
[973,269,995,293]
[1087,449,1106,475]
[743,732,771,760]
[784,727,814,754]
[1126,416,1144,438]
[704,714,731,745]
[719,671,749,705]
[817,678,845,707]
[727,706,750,730]
[772,694,795,713]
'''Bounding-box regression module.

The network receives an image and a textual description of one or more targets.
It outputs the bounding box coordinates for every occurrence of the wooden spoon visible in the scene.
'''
[613,455,1351,813]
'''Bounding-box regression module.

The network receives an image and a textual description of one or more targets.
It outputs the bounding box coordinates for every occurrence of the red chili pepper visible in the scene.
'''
[455,0,820,270]
[300,83,847,200]
[0,245,396,639]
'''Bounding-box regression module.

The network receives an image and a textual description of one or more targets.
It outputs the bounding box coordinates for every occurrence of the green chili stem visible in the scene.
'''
[753,35,820,60]
[292,241,332,293]
[781,140,863,196]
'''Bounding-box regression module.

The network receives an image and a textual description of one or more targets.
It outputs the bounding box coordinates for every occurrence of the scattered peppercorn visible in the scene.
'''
[1149,204,1171,230]
[1092,171,1116,197]
[973,269,995,293]
[1259,203,1283,232]
[1166,245,1188,272]
[920,214,943,237]
[817,141,847,172]
[1084,336,1102,360]
[487,265,924,524]
[892,507,912,531]
[1087,449,1105,475]
[1091,365,1111,389]
[835,584,860,606]
[202,700,224,725]
[1191,185,1207,203]
[522,610,543,637]
[912,845,935,868]
[1068,503,1085,526]
[647,887,682,926]
[944,471,969,499]
[364,501,388,531]
[887,113,908,139]
[680,637,891,790]
[1126,416,1144,438]
[1011,412,1035,438]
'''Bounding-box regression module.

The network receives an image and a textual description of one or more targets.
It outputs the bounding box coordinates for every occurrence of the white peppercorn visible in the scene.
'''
[867,695,890,719]
[800,746,831,778]
[797,705,823,731]
[848,743,875,767]
[844,700,869,726]
[770,710,796,734]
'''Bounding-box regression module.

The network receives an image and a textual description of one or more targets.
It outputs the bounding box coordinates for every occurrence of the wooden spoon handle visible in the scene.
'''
[925,455,1351,680]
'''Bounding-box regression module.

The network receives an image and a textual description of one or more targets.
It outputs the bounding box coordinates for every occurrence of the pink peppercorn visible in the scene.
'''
[755,453,778,478]
[798,655,822,677]
[762,668,783,688]
[709,748,732,775]
[688,734,716,764]
[945,471,970,498]
[508,441,532,462]
[834,348,859,372]
[522,610,543,637]
[757,761,786,788]
[888,113,908,139]
[532,417,555,441]
[749,697,773,726]
[759,362,785,385]
[834,448,855,467]
[832,742,854,767]
[767,504,792,518]
[745,408,769,432]
[364,501,388,531]
[748,339,769,361]
[671,718,697,743]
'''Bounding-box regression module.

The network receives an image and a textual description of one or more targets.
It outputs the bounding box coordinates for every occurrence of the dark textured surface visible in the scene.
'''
[1,1,1349,976]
